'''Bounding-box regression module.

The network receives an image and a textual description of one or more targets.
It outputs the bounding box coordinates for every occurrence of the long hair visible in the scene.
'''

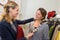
[0,1,18,23]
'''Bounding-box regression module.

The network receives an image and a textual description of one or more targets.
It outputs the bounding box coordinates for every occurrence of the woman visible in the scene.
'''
[0,1,34,40]
[29,8,49,40]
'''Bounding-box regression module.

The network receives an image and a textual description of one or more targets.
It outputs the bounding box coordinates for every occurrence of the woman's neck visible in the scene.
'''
[35,20,42,23]
[9,13,13,19]
[8,13,15,23]
[33,20,42,28]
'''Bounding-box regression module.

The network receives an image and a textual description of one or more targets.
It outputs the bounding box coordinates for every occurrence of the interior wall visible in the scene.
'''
[0,0,59,19]
[58,0,60,13]
[21,0,59,20]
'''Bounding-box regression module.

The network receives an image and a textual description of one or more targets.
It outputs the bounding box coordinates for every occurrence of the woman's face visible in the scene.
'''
[9,6,19,18]
[35,10,43,20]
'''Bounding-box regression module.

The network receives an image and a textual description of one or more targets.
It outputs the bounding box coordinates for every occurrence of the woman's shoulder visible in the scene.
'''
[0,21,5,28]
[42,22,48,26]
[0,20,4,25]
[0,20,8,27]
[41,23,49,29]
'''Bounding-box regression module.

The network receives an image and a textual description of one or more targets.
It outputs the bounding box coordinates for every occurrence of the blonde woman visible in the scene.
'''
[0,1,34,40]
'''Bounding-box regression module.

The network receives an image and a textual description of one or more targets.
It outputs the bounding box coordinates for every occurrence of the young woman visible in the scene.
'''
[29,8,49,40]
[0,1,34,40]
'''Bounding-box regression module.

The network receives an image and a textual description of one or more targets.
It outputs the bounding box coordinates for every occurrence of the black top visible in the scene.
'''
[0,18,34,40]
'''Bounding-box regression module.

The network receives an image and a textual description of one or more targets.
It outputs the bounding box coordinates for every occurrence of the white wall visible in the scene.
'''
[58,0,60,13]
[20,0,28,19]
[21,0,59,19]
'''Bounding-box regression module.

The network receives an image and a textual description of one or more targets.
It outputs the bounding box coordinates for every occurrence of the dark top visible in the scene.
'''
[0,18,34,40]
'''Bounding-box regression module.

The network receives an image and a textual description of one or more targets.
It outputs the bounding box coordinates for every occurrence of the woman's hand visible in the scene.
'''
[26,32,34,39]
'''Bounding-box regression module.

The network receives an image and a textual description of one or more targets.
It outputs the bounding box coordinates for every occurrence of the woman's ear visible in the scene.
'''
[42,17,44,19]
[9,8,14,13]
[9,8,12,12]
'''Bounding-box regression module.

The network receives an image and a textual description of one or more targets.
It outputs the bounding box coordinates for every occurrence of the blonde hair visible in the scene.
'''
[0,1,18,23]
